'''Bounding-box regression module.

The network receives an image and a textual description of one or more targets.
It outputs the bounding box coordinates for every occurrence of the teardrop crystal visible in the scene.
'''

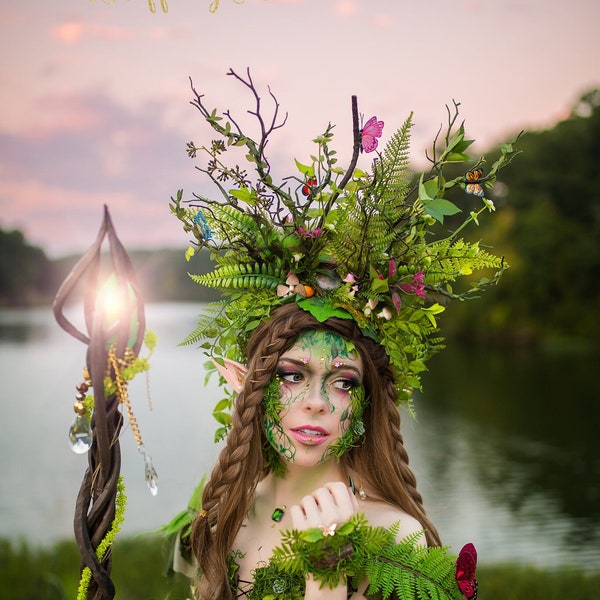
[69,414,93,454]
[144,454,158,496]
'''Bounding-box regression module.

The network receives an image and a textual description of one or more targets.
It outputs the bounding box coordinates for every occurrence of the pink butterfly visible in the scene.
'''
[456,543,478,599]
[361,115,384,153]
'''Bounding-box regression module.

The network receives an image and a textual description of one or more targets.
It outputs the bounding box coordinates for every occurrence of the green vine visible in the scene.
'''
[76,475,127,600]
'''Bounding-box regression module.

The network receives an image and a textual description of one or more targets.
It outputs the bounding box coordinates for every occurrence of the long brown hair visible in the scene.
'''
[191,303,441,600]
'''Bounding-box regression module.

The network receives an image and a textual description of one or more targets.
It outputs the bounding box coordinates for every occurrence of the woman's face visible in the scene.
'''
[263,330,364,467]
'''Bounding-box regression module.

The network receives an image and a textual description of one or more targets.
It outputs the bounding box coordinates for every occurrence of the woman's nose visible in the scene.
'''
[302,382,329,413]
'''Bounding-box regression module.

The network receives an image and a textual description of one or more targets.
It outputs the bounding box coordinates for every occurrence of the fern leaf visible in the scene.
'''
[190,262,286,291]
[376,113,413,212]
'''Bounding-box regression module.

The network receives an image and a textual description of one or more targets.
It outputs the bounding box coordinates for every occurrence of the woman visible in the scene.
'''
[191,303,440,600]
[168,70,514,599]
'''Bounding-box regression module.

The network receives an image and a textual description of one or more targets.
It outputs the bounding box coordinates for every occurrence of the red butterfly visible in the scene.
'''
[302,176,318,197]
[465,168,485,197]
[361,115,384,153]
[456,543,478,599]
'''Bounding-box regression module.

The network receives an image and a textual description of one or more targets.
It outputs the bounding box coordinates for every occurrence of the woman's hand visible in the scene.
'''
[289,481,358,532]
[289,482,360,599]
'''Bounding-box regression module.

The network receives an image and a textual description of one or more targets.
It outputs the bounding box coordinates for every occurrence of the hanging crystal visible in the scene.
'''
[139,445,158,496]
[69,413,93,454]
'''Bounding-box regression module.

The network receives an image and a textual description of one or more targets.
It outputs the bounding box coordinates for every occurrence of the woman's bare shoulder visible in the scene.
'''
[359,500,426,543]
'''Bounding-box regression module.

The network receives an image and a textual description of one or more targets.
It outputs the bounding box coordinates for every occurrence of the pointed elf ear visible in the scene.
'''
[212,358,247,393]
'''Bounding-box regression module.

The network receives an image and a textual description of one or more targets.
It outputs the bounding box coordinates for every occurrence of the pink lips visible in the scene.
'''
[290,425,330,446]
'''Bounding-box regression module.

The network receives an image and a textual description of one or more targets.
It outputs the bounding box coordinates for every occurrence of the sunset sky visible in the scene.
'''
[1,0,598,258]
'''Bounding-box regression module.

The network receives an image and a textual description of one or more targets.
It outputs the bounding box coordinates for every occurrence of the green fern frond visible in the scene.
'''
[329,195,400,276]
[268,515,462,599]
[425,239,504,286]
[191,262,286,291]
[179,302,226,346]
[375,113,413,212]
[206,203,264,241]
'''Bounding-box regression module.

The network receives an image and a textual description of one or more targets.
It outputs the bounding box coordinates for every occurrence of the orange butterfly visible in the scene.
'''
[465,168,485,197]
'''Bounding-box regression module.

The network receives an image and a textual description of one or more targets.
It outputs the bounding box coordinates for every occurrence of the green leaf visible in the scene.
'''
[297,298,353,323]
[229,186,256,205]
[300,528,324,543]
[423,199,461,223]
[418,175,438,203]
[445,152,470,162]
[294,159,314,176]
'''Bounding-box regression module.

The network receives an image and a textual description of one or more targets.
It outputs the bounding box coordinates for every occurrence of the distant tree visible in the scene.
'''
[0,228,52,306]
[442,88,600,346]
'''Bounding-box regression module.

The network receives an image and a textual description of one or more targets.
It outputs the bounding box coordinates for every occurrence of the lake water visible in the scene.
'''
[0,303,598,572]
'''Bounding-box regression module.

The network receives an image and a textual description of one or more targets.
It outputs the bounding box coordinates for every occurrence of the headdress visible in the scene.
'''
[171,68,518,427]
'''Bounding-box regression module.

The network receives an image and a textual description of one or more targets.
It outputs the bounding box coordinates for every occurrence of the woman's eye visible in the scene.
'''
[332,378,356,392]
[279,370,303,384]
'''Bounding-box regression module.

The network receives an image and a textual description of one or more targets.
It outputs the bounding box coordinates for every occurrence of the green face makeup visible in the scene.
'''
[262,330,368,470]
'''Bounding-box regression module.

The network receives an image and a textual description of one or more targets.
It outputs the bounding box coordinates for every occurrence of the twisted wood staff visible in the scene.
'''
[53,206,146,599]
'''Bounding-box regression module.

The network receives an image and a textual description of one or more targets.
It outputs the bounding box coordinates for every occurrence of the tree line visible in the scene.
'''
[1,89,598,347]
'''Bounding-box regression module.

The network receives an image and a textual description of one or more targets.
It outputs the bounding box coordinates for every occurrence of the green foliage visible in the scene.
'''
[442,88,600,345]
[265,515,462,599]
[76,476,127,600]
[0,228,52,306]
[170,69,519,432]
[190,261,286,291]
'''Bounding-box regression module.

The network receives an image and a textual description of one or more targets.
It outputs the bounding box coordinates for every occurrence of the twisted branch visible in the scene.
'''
[53,206,146,599]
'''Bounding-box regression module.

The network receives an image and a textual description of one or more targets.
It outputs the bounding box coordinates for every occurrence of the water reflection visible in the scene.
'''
[419,347,600,562]
[0,304,598,571]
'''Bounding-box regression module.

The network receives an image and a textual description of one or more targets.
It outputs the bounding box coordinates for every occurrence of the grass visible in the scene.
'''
[1,535,599,600]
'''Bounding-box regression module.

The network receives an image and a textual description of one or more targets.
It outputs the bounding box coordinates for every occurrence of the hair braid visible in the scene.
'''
[381,377,441,546]
[192,307,308,600]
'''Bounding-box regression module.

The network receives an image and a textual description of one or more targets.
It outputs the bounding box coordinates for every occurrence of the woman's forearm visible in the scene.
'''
[304,575,348,600]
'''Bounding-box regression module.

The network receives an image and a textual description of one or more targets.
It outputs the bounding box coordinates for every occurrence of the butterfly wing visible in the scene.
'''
[466,168,483,182]
[465,183,485,197]
[456,543,478,599]
[465,168,485,197]
[361,116,384,153]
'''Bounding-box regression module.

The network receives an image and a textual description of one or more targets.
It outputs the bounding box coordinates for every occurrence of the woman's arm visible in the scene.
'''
[289,482,358,600]
[305,574,348,600]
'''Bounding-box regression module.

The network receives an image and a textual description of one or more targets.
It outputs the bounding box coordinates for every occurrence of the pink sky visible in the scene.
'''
[1,0,598,257]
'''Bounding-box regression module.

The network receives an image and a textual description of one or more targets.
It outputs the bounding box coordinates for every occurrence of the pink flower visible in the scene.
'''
[297,227,323,238]
[399,271,426,298]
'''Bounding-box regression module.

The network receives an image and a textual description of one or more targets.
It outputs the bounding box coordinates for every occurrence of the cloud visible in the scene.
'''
[0,90,200,256]
[49,21,136,43]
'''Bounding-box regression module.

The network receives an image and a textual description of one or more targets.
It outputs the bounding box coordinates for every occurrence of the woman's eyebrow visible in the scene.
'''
[278,357,307,368]
[332,365,363,381]
[281,356,362,376]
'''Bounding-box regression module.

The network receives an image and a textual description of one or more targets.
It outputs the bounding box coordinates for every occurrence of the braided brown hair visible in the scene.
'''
[191,303,440,600]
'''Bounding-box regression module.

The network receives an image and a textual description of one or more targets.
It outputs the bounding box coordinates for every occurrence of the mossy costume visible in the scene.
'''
[164,68,517,599]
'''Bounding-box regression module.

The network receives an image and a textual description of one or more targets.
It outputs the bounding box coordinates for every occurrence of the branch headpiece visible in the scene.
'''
[171,68,518,427]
